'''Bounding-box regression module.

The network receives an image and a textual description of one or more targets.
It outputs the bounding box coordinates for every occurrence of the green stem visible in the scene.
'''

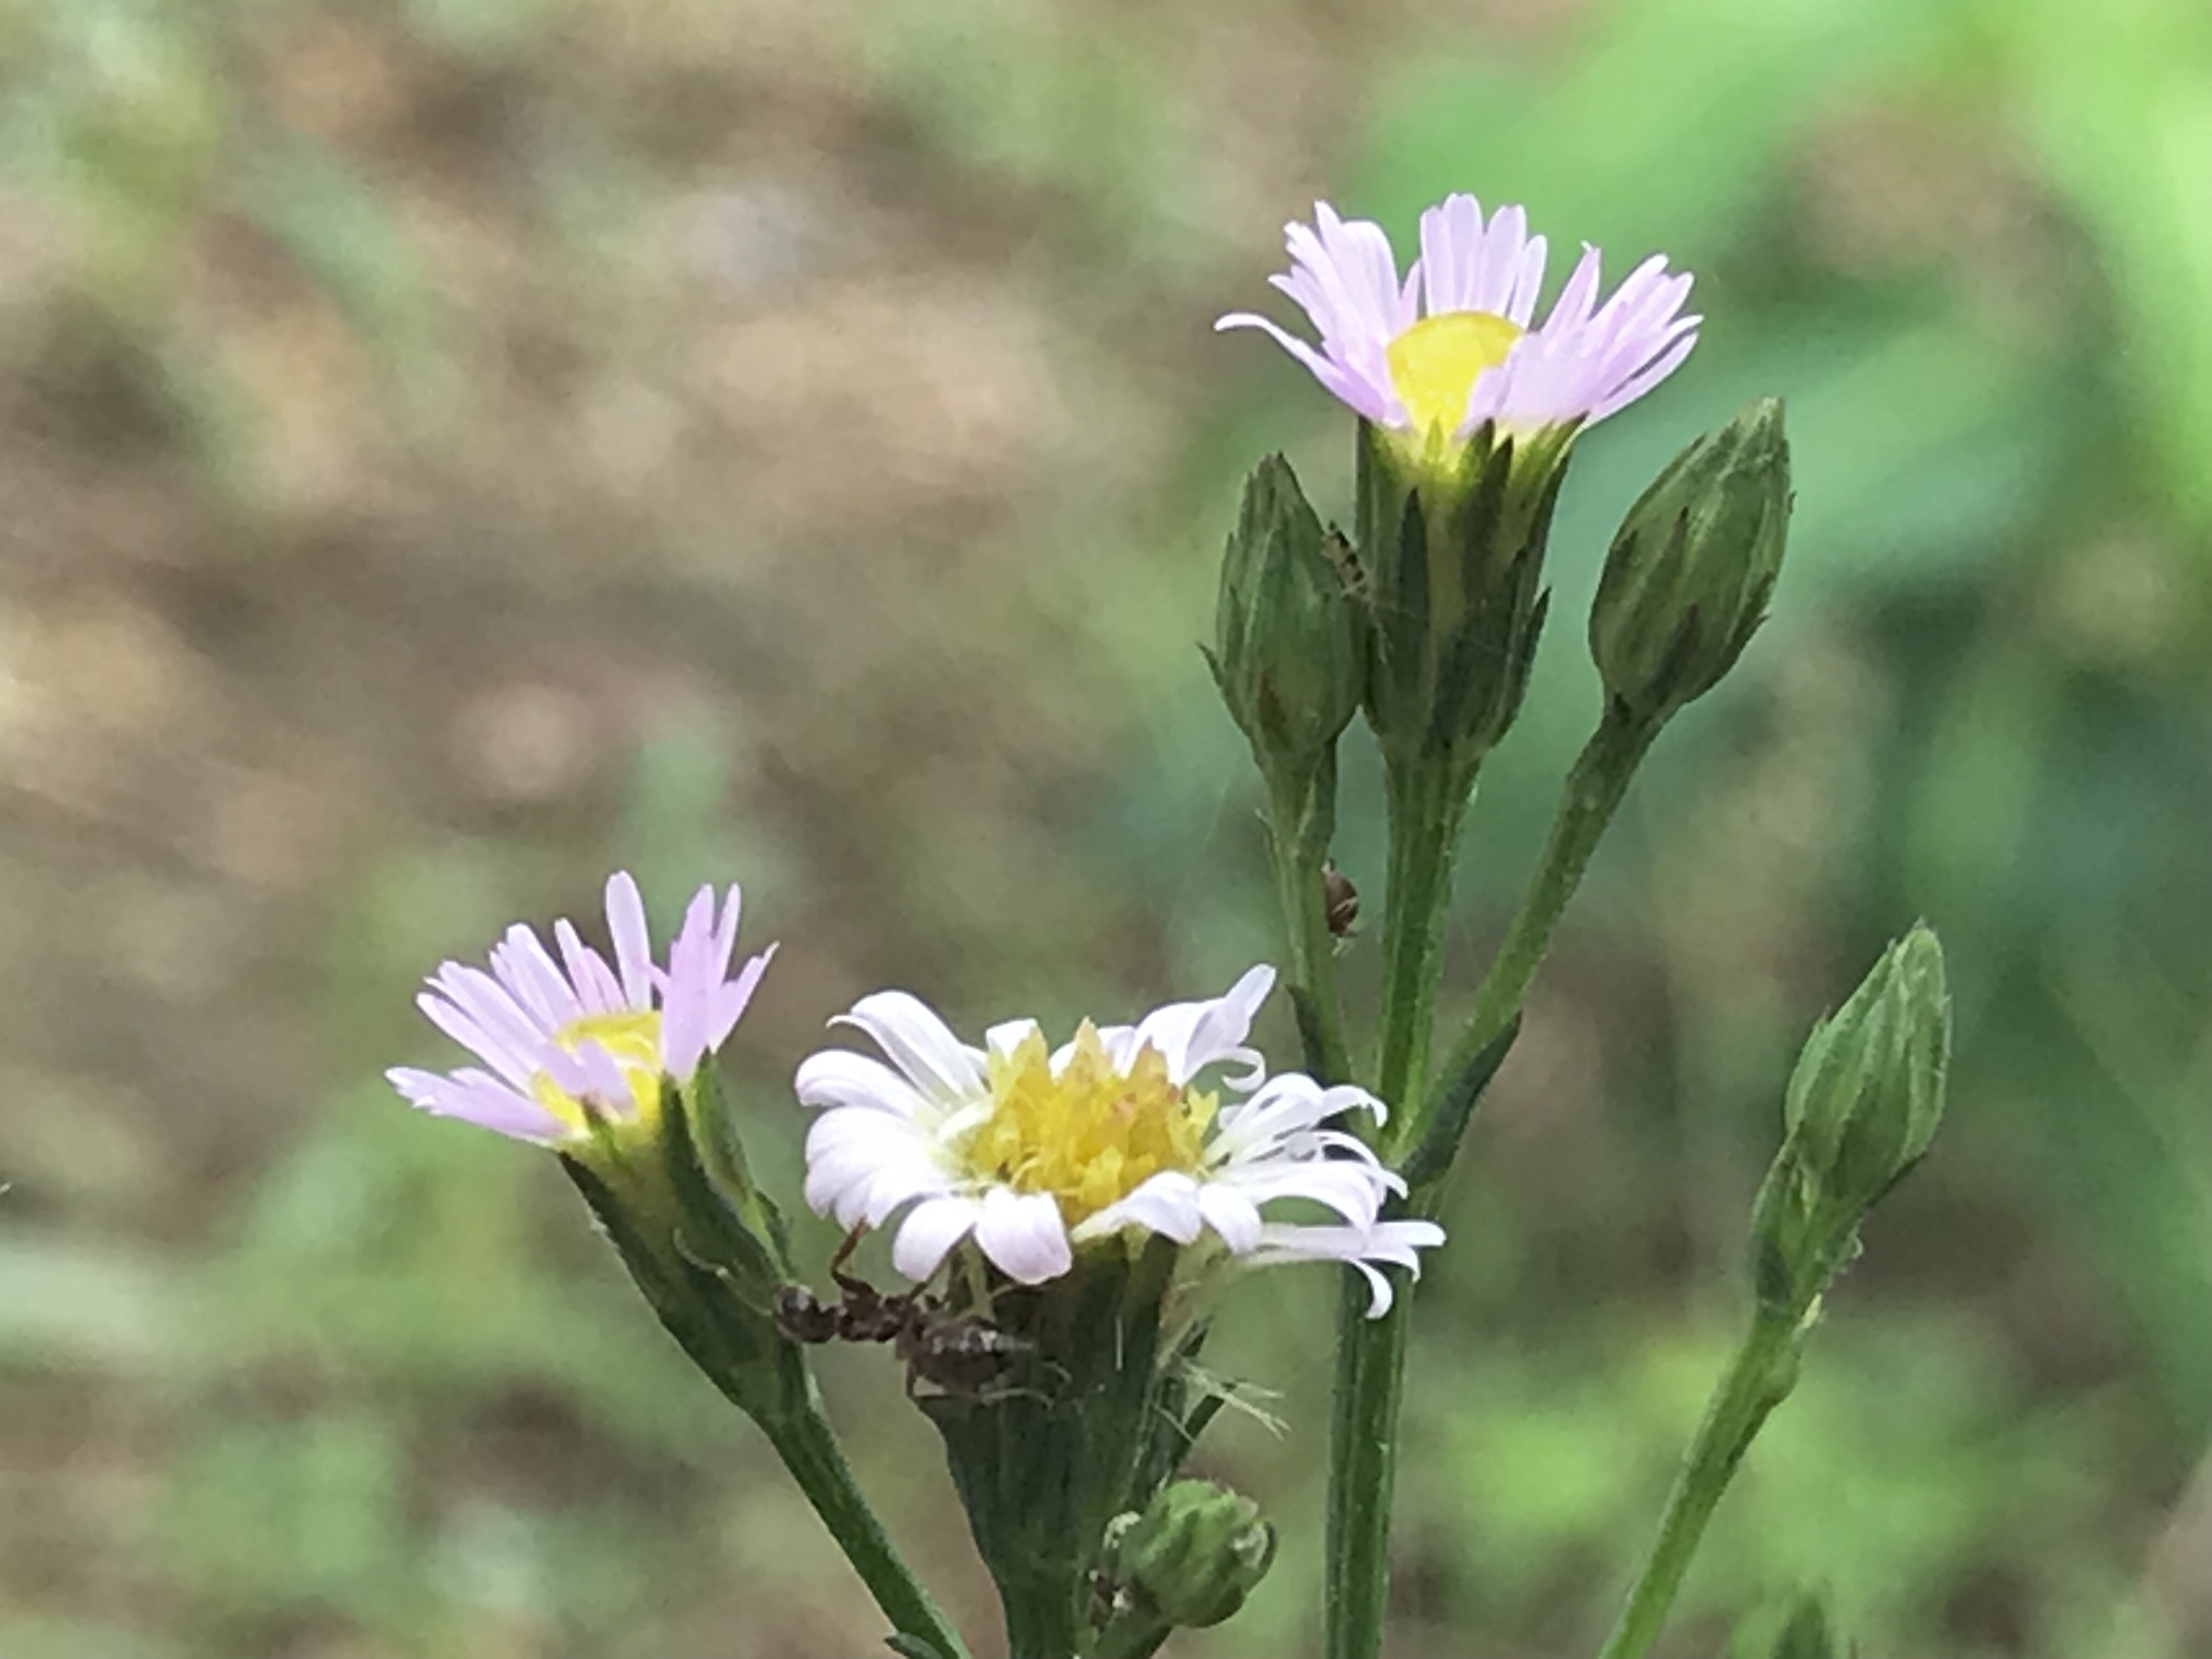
[1265,754,1355,1085]
[1325,750,1470,1659]
[1325,1264,1412,1659]
[1373,754,1476,1130]
[763,1398,972,1659]
[998,1575,1088,1659]
[1326,709,1657,1659]
[1427,704,1656,1144]
[1595,1313,1801,1659]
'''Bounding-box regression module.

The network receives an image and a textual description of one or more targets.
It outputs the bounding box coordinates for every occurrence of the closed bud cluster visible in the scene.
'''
[1104,1479,1277,1631]
[1208,455,1366,793]
[1358,419,1572,768]
[1591,397,1790,727]
[1752,925,1951,1316]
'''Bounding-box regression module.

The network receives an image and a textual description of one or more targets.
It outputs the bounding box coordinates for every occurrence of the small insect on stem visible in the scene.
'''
[1323,861,1359,938]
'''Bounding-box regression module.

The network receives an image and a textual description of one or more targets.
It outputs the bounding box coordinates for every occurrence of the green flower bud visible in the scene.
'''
[1736,1589,1853,1659]
[1753,925,1951,1316]
[1207,455,1366,790]
[1785,924,1950,1207]
[1768,1592,1851,1659]
[1356,417,1572,767]
[1105,1479,1277,1630]
[1590,397,1790,725]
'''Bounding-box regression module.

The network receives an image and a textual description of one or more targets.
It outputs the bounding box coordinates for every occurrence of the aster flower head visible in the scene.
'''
[797,965,1442,1316]
[1217,194,1699,447]
[388,872,774,1146]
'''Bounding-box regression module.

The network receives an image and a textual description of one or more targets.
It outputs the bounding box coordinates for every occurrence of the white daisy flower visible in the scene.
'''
[796,965,1441,1316]
[1217,194,1699,441]
[389,871,774,1144]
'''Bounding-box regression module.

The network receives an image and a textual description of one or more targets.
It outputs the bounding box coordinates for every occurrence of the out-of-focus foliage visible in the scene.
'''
[1,1,2207,1656]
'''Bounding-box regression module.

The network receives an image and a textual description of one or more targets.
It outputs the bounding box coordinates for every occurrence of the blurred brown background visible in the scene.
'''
[3,0,2210,1655]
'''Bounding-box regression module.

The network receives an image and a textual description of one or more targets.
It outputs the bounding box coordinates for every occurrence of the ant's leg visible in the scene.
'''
[829,1224,871,1296]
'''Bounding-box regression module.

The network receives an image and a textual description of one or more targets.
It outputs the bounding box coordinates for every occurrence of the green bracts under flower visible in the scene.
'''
[1590,396,1791,726]
[561,1065,809,1422]
[1356,416,1573,768]
[921,1237,1212,1659]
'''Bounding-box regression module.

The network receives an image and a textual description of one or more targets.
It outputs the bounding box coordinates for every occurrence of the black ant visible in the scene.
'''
[776,1228,1031,1399]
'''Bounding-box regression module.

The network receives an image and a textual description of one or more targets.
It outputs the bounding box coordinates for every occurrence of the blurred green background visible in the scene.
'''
[3,0,2209,1654]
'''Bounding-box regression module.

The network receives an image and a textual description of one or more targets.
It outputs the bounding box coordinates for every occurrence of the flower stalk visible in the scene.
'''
[1373,752,1478,1130]
[1325,1270,1415,1659]
[1320,750,1474,1659]
[1413,701,1658,1159]
[763,1399,976,1659]
[1594,1310,1804,1659]
[1598,926,1949,1659]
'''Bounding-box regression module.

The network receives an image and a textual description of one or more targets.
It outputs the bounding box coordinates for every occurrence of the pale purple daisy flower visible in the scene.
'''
[796,965,1440,1316]
[1217,194,1700,440]
[388,872,774,1144]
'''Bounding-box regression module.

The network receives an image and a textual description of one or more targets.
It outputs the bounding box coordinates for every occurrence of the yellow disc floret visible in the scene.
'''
[532,1009,665,1134]
[967,1022,1215,1224]
[1386,310,1523,436]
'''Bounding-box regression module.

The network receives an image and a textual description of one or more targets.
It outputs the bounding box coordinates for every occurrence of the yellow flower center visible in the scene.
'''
[964,1023,1215,1224]
[1386,310,1523,435]
[531,1009,665,1134]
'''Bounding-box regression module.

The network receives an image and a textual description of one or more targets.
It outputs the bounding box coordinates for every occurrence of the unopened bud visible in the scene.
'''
[1753,925,1951,1315]
[1750,1590,1853,1659]
[1105,1479,1277,1630]
[1591,397,1790,725]
[1208,455,1366,788]
[1785,924,1949,1208]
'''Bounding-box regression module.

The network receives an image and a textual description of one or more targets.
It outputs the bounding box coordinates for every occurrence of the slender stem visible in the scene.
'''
[1373,755,1476,1131]
[1325,1265,1412,1659]
[1324,750,1470,1659]
[1595,1313,1801,1659]
[763,1398,973,1659]
[1265,755,1355,1085]
[1429,704,1657,1131]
